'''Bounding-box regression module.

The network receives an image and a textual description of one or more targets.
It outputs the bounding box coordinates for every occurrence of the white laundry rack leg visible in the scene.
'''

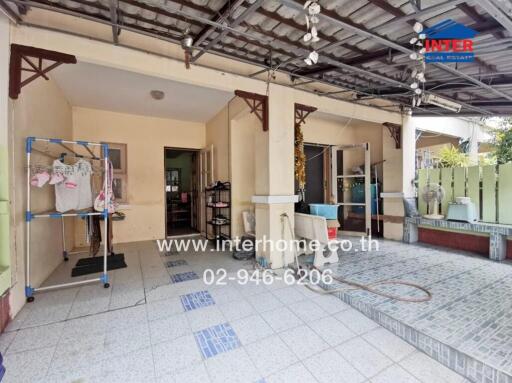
[25,137,110,302]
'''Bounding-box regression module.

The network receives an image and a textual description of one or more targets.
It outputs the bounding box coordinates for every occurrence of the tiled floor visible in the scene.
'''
[1,238,468,383]
[322,239,512,383]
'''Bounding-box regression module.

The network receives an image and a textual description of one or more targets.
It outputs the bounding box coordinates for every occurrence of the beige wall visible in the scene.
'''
[72,107,205,245]
[0,15,11,297]
[204,98,259,239]
[11,25,402,127]
[9,78,75,316]
[382,127,404,240]
[205,105,230,182]
[229,103,259,238]
[302,116,383,166]
[207,107,386,239]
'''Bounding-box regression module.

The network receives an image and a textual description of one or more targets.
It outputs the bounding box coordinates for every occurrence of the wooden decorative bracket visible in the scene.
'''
[9,44,77,99]
[383,122,401,149]
[295,103,317,128]
[234,90,268,131]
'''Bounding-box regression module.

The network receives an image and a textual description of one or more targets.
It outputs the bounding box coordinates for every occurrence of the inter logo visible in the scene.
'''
[423,19,477,63]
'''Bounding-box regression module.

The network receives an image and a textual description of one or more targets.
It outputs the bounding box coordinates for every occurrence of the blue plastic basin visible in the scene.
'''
[309,204,339,219]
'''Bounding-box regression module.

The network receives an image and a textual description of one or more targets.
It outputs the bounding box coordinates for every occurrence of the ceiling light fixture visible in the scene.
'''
[423,94,462,113]
[150,90,165,100]
[181,29,194,69]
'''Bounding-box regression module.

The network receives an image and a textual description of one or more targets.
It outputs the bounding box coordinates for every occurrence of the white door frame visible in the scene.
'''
[331,143,371,236]
[199,145,214,236]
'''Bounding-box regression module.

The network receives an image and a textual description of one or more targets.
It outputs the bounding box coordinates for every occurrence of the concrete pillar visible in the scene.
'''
[252,84,297,269]
[382,110,416,240]
[0,15,12,295]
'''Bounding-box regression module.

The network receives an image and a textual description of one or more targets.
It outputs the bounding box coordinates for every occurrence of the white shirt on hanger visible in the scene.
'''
[53,159,93,212]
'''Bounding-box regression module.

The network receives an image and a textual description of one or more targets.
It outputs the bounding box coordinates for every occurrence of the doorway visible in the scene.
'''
[295,144,330,211]
[331,143,371,236]
[165,148,199,237]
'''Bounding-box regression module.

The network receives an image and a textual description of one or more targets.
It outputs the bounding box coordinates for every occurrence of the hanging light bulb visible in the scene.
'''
[419,33,426,40]
[304,57,313,65]
[409,52,418,60]
[413,22,423,33]
[410,37,418,44]
[415,88,422,95]
[410,82,418,89]
[303,33,312,42]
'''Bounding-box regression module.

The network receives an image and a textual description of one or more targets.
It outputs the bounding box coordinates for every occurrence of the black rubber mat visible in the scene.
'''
[71,254,126,277]
[75,253,125,266]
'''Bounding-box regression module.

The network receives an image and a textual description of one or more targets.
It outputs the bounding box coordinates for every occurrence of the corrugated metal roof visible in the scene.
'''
[5,0,512,115]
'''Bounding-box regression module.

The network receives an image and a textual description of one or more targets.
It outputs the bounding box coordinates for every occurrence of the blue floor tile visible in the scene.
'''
[166,260,188,268]
[194,322,242,359]
[181,291,215,311]
[170,271,199,283]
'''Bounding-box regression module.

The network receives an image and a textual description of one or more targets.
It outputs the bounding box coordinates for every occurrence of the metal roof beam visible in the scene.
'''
[0,0,20,23]
[457,3,504,39]
[8,0,375,99]
[478,0,512,35]
[120,0,203,27]
[252,3,367,55]
[338,21,503,68]
[192,0,265,63]
[109,0,119,44]
[124,0,264,41]
[6,0,186,40]
[167,0,215,15]
[193,0,246,48]
[367,0,414,24]
[373,0,467,30]
[280,0,512,102]
[318,56,492,115]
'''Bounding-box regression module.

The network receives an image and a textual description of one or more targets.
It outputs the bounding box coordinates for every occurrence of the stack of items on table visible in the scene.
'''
[309,203,340,240]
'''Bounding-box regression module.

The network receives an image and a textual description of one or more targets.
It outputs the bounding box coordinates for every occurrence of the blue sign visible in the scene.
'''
[423,19,476,63]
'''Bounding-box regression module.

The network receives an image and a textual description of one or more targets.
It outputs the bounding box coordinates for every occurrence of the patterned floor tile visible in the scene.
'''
[181,291,216,311]
[194,322,241,359]
[171,271,200,284]
[166,259,189,267]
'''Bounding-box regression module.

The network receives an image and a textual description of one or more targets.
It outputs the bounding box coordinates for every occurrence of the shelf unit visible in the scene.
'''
[25,137,111,302]
[205,186,231,243]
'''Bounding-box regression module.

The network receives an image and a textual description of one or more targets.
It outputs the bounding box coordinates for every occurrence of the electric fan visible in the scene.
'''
[422,183,445,220]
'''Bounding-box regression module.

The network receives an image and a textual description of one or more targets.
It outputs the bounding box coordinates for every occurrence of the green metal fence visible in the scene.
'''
[417,163,512,224]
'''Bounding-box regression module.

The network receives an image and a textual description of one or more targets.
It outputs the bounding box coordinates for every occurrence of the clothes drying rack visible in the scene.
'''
[25,137,110,302]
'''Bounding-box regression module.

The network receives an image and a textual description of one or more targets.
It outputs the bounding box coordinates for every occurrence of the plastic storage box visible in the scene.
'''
[309,204,339,219]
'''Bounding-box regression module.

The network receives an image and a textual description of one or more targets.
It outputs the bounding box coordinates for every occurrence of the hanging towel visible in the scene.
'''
[54,159,93,212]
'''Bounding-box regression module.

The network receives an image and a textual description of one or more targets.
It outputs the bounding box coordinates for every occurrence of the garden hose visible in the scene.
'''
[280,213,432,303]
